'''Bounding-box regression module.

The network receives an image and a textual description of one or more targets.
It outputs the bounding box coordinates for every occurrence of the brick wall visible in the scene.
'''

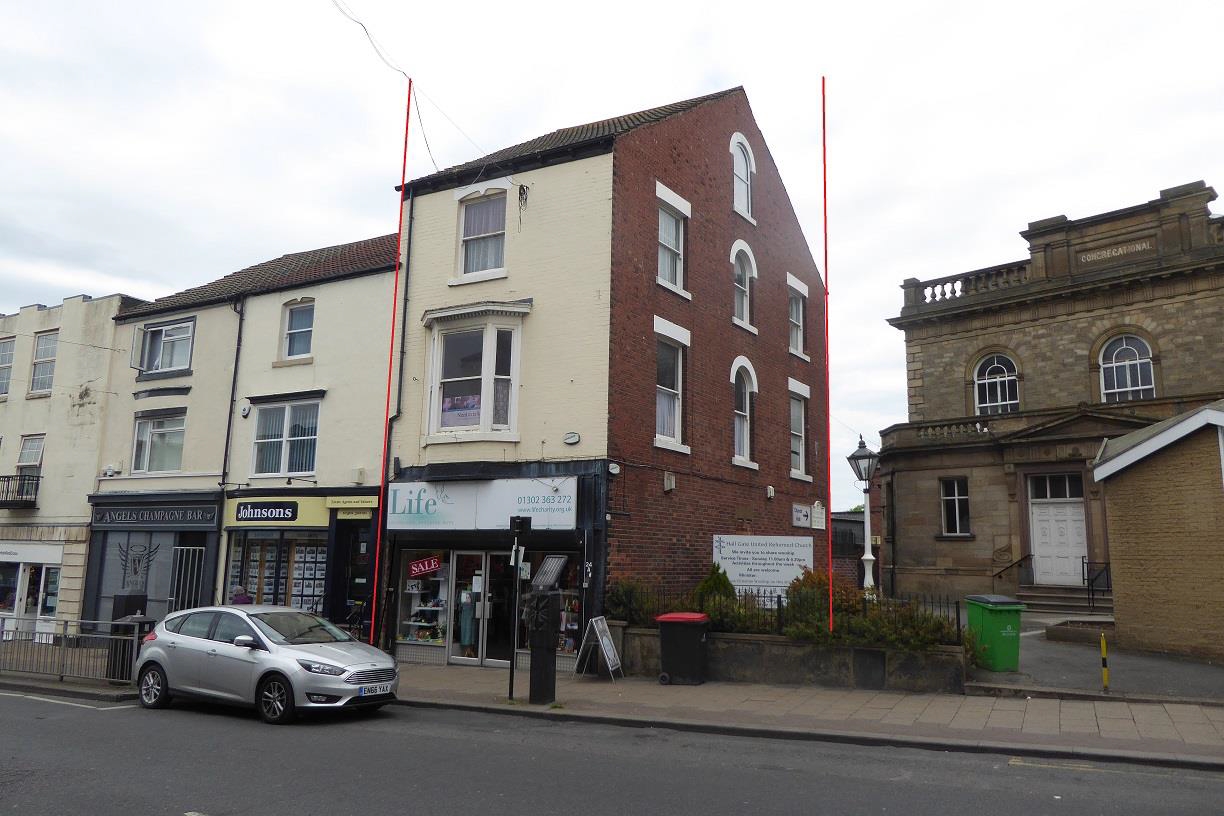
[604,90,830,590]
[1102,426,1224,660]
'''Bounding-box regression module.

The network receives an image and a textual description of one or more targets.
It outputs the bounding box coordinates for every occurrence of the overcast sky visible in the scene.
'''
[2,1,1222,510]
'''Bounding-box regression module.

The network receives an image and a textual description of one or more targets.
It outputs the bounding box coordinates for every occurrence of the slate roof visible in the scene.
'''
[405,87,744,193]
[1093,398,1224,470]
[118,233,398,320]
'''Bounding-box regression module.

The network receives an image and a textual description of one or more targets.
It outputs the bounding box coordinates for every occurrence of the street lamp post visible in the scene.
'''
[847,436,880,592]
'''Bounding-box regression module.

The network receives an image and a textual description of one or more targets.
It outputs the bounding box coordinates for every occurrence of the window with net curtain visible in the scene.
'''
[656,341,681,441]
[974,354,1019,414]
[733,370,752,460]
[462,194,507,274]
[1100,334,1155,402]
[254,403,319,475]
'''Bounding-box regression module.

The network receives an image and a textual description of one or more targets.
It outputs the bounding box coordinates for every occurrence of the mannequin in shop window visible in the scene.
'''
[459,588,476,658]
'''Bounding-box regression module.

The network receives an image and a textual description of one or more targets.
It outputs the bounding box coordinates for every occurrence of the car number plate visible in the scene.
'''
[359,683,391,696]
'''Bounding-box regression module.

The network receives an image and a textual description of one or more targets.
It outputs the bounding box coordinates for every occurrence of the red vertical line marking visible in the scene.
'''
[370,77,414,645]
[822,75,833,633]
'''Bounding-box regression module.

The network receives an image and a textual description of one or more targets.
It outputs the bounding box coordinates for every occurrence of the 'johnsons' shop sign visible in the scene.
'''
[386,478,577,531]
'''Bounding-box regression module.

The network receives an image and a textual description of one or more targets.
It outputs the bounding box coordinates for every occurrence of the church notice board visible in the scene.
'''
[575,615,623,679]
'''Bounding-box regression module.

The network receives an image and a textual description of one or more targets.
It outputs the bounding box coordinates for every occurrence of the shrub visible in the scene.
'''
[693,564,736,609]
[604,580,657,627]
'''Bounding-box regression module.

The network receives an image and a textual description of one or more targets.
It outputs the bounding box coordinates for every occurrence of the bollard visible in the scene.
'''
[1100,631,1109,692]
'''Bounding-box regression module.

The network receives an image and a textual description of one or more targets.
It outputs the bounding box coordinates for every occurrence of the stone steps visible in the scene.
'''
[1017,584,1113,614]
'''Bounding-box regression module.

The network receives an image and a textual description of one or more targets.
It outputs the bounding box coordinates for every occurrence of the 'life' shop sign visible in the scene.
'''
[386,478,577,531]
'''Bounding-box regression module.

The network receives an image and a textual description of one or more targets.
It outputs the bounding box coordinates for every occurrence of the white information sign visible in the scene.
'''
[713,534,813,590]
[386,477,577,530]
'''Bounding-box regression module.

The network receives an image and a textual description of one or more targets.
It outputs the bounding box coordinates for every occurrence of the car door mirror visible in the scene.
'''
[233,635,258,649]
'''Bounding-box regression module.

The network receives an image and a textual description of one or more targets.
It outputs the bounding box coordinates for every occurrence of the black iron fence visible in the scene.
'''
[0,474,40,506]
[605,584,962,646]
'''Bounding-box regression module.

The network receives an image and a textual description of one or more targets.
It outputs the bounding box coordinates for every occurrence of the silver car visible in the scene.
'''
[135,605,398,724]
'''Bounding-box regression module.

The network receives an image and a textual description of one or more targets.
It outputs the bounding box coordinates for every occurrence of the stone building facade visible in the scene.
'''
[876,181,1224,598]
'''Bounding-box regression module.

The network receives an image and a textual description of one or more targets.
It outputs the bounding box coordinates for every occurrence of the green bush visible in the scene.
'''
[693,564,736,609]
[604,580,656,627]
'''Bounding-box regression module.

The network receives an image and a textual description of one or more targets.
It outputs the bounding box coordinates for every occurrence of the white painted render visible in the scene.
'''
[394,153,614,466]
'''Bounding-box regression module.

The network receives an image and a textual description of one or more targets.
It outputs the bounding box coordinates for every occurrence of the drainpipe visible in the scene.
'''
[216,296,246,602]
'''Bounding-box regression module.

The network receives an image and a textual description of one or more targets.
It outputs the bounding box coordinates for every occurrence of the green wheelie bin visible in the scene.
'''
[964,594,1025,671]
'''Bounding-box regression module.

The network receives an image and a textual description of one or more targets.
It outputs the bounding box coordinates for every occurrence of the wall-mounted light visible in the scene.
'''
[562,431,581,445]
[240,404,251,418]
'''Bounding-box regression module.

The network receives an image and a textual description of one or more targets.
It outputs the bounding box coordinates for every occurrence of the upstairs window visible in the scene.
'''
[656,340,683,443]
[729,133,756,221]
[461,193,506,275]
[790,396,806,475]
[0,337,13,396]
[658,207,685,289]
[733,370,752,461]
[730,242,758,332]
[253,402,319,476]
[30,332,57,393]
[730,356,759,467]
[17,435,44,498]
[1100,334,1154,402]
[133,414,186,473]
[284,301,314,359]
[137,322,193,373]
[788,292,805,355]
[974,354,1019,415]
[435,324,516,433]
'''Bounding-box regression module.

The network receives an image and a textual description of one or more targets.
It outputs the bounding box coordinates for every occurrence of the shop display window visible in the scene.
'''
[397,550,448,646]
[517,553,583,656]
[227,530,328,612]
[0,563,18,613]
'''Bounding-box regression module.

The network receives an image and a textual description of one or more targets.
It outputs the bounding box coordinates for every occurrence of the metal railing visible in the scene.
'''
[0,618,145,684]
[993,553,1033,592]
[1082,559,1112,611]
[0,474,41,507]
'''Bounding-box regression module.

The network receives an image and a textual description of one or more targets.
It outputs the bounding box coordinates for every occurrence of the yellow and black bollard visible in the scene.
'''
[1100,631,1109,692]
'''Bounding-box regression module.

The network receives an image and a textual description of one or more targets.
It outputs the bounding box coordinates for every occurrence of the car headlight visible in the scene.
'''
[297,659,346,676]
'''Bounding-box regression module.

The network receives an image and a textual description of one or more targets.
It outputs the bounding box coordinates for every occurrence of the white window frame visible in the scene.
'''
[137,321,194,374]
[0,336,13,397]
[729,132,757,224]
[729,356,758,469]
[132,414,186,474]
[974,354,1020,415]
[655,181,692,299]
[452,179,513,285]
[30,332,57,393]
[1100,334,1155,403]
[426,318,522,442]
[251,402,320,477]
[729,241,758,334]
[789,377,812,481]
[283,300,315,360]
[786,273,810,360]
[654,316,691,455]
[940,477,971,536]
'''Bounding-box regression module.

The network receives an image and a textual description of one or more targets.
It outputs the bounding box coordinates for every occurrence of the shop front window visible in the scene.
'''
[517,553,583,657]
[227,530,329,612]
[0,563,17,612]
[39,567,59,617]
[397,550,448,647]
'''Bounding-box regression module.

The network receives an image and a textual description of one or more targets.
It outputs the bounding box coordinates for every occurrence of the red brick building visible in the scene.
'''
[384,88,827,665]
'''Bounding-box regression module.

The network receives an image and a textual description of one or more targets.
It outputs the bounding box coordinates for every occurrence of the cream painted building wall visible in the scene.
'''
[94,303,240,494]
[226,271,398,488]
[394,153,614,466]
[0,294,127,620]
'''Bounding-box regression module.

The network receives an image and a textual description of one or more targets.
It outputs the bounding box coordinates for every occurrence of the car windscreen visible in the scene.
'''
[248,611,352,645]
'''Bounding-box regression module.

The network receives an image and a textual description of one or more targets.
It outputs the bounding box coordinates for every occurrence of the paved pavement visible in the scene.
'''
[389,663,1224,770]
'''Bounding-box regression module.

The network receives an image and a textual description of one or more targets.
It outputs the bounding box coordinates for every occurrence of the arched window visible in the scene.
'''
[729,132,756,220]
[733,144,751,215]
[734,252,752,322]
[734,370,751,460]
[729,356,758,466]
[1100,335,1154,402]
[974,354,1019,415]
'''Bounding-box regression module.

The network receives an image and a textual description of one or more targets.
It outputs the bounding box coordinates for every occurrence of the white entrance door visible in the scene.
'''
[1029,475,1088,586]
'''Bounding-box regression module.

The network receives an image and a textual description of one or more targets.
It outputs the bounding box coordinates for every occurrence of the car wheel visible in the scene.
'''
[138,664,172,709]
[257,674,296,725]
